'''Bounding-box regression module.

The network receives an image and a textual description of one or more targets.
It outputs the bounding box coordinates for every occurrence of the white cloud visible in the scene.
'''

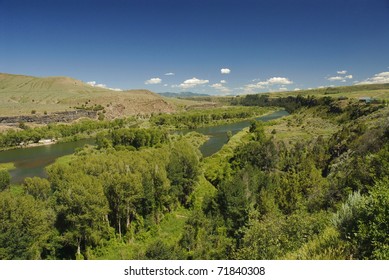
[267,77,293,85]
[86,81,122,91]
[178,77,209,89]
[356,72,389,85]
[337,70,347,74]
[164,72,175,76]
[327,76,344,81]
[210,83,231,94]
[279,87,288,91]
[327,70,353,83]
[220,80,227,84]
[145,78,162,85]
[327,74,353,82]
[243,76,293,93]
[294,88,301,91]
[221,68,231,74]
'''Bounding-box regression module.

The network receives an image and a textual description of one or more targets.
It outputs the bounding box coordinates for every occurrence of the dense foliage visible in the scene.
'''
[232,94,385,113]
[1,99,388,260]
[96,128,169,150]
[150,106,273,128]
[0,117,136,149]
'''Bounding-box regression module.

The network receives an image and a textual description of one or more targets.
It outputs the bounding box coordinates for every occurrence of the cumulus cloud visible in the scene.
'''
[86,81,122,91]
[279,87,288,91]
[178,77,209,89]
[294,88,301,91]
[243,76,293,93]
[356,72,389,85]
[86,81,98,86]
[220,80,227,84]
[145,78,162,85]
[327,76,344,81]
[245,76,293,90]
[327,70,353,83]
[267,77,293,85]
[221,68,231,74]
[164,72,175,76]
[210,83,231,94]
[337,70,347,74]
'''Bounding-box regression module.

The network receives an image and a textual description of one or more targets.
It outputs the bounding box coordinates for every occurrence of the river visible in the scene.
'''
[0,138,95,184]
[0,110,289,184]
[193,110,289,157]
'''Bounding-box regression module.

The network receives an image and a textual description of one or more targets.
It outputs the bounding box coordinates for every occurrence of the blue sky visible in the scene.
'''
[1,0,389,95]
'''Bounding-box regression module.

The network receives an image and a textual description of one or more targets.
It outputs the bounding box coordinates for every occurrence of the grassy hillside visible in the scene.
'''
[261,83,389,100]
[0,73,175,118]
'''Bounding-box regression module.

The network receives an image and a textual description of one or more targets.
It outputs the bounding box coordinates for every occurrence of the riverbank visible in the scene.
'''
[0,134,93,152]
[150,106,281,130]
[0,162,15,171]
[0,109,288,184]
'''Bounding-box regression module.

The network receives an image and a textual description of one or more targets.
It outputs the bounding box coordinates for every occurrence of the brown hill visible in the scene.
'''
[0,73,175,118]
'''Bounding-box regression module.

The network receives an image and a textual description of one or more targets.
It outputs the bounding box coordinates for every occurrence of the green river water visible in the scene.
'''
[0,110,288,183]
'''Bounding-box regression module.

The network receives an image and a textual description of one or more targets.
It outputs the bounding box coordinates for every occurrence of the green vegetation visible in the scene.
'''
[1,89,389,260]
[96,128,169,150]
[264,83,389,100]
[0,117,137,150]
[0,170,11,191]
[0,162,15,171]
[0,73,179,118]
[150,106,276,129]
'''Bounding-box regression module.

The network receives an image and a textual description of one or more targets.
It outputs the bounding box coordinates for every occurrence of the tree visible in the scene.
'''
[334,179,389,259]
[0,191,55,259]
[23,177,51,200]
[102,171,142,239]
[233,140,278,171]
[167,140,200,207]
[53,173,109,259]
[0,170,10,191]
[249,120,266,142]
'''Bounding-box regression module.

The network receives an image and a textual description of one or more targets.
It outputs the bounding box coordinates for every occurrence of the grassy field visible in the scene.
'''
[0,73,185,118]
[264,108,340,145]
[256,83,389,100]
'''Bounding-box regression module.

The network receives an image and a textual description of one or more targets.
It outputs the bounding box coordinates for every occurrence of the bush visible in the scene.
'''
[0,170,11,191]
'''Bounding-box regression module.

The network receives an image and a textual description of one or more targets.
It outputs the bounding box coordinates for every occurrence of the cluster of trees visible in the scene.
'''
[176,103,389,260]
[150,107,271,128]
[233,94,385,114]
[1,99,388,260]
[0,138,201,259]
[0,117,135,149]
[95,128,169,150]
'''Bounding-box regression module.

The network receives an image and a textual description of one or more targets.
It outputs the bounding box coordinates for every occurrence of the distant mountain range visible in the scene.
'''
[158,91,211,98]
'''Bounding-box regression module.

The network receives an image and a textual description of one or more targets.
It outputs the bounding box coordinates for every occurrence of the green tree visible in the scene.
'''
[23,177,51,200]
[0,170,10,191]
[167,140,200,207]
[0,191,55,259]
[334,179,389,259]
[249,120,266,142]
[53,173,109,259]
[145,239,174,260]
[102,172,142,239]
